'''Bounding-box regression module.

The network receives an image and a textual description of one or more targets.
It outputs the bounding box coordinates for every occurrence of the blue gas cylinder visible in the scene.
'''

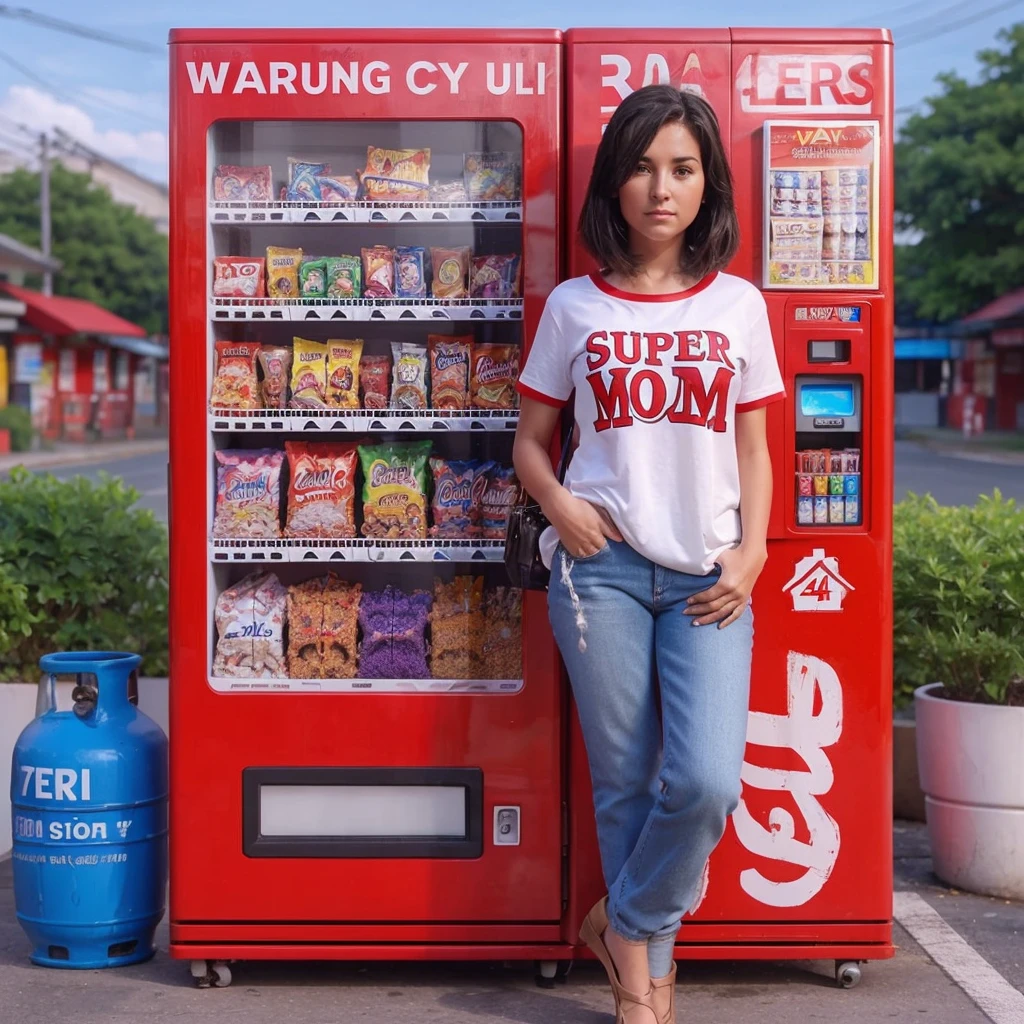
[10,652,168,968]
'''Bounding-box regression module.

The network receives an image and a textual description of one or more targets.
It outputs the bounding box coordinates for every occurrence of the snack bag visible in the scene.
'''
[266,246,302,298]
[283,441,358,538]
[214,165,273,202]
[360,354,391,410]
[481,587,522,680]
[213,572,287,679]
[478,464,518,538]
[358,586,432,680]
[210,340,261,410]
[213,257,265,298]
[395,246,428,298]
[427,335,471,410]
[430,180,468,203]
[326,255,362,299]
[287,577,327,679]
[470,343,519,409]
[317,174,359,202]
[289,575,362,679]
[257,345,291,409]
[390,342,429,410]
[358,440,431,539]
[470,254,521,299]
[463,152,520,202]
[362,246,396,297]
[289,337,328,408]
[362,146,431,202]
[300,258,328,298]
[429,458,484,538]
[321,575,362,678]
[286,159,327,201]
[430,246,470,299]
[430,576,484,680]
[326,339,364,409]
[213,449,283,538]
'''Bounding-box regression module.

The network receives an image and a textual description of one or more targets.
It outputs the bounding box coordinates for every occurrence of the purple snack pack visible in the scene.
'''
[357,585,431,679]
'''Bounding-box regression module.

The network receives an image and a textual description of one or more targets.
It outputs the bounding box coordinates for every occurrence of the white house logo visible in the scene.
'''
[783,549,853,611]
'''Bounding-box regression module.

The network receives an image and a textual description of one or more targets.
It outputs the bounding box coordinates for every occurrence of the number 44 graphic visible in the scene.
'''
[783,549,854,612]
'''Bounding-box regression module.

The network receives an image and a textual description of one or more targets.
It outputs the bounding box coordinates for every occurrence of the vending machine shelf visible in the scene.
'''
[209,409,519,433]
[210,538,507,562]
[209,200,523,224]
[207,675,524,694]
[210,297,523,321]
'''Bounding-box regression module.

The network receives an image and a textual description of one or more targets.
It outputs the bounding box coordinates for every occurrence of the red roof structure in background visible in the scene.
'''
[961,287,1024,324]
[0,282,147,338]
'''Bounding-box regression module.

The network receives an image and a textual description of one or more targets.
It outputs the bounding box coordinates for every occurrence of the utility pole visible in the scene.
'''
[40,132,52,296]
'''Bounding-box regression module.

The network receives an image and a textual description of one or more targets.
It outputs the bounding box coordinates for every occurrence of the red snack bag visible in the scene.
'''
[360,354,391,410]
[214,165,273,202]
[470,343,519,409]
[213,257,265,298]
[428,335,471,410]
[210,340,261,410]
[283,441,358,539]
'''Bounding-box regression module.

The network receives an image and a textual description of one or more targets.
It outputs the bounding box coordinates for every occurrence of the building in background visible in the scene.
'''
[892,328,961,432]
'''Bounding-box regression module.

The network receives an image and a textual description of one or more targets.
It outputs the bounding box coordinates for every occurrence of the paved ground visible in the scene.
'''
[1,821,1021,1024]
[893,440,1024,505]
[42,450,169,523]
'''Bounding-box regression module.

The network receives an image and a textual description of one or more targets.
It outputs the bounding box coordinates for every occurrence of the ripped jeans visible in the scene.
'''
[548,538,753,976]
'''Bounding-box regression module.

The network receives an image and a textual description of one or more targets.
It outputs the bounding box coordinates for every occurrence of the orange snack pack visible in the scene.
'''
[428,335,471,410]
[430,246,470,299]
[326,339,364,409]
[470,343,519,409]
[210,340,261,410]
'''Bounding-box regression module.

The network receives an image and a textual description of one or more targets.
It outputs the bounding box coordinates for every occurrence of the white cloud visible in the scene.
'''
[0,84,167,175]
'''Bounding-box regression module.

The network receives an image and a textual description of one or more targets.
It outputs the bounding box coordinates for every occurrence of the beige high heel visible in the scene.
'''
[651,963,677,1024]
[579,897,659,1024]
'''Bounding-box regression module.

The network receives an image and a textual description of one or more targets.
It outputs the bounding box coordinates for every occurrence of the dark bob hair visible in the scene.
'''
[579,85,740,280]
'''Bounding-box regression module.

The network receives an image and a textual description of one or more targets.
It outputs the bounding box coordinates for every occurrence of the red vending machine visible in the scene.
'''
[167,29,568,979]
[565,28,895,984]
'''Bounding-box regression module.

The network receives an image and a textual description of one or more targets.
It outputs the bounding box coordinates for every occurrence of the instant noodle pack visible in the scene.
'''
[213,246,521,302]
[213,570,522,682]
[212,441,518,541]
[211,336,519,412]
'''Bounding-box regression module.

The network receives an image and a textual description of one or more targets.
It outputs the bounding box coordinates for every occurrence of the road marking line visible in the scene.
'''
[894,891,1024,1024]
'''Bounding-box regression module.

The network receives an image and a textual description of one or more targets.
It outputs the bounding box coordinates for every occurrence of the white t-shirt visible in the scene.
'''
[517,271,785,575]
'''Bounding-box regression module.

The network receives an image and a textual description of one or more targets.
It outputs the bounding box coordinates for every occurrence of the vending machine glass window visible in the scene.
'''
[206,119,527,696]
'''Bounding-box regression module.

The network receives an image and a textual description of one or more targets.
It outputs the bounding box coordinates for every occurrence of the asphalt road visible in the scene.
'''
[37,441,1024,525]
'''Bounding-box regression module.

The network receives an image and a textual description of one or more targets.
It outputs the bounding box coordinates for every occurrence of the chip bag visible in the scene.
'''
[326,339,364,409]
[300,257,328,298]
[213,257,265,298]
[390,342,429,410]
[284,441,358,538]
[430,576,485,680]
[326,255,362,299]
[213,571,288,679]
[287,159,327,201]
[471,344,519,409]
[427,335,471,410]
[362,146,431,202]
[362,246,395,298]
[478,463,518,538]
[289,337,328,408]
[358,440,431,539]
[210,340,261,410]
[429,457,484,538]
[213,449,283,538]
[257,345,291,410]
[360,354,391,410]
[470,254,521,299]
[430,246,470,299]
[266,246,302,298]
[395,246,428,298]
[463,152,520,202]
[214,165,273,202]
[317,174,359,202]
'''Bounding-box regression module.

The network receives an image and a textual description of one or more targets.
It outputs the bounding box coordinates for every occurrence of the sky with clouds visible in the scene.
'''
[0,0,1018,183]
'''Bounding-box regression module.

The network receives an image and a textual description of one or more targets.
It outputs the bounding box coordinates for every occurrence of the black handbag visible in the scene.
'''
[504,421,574,591]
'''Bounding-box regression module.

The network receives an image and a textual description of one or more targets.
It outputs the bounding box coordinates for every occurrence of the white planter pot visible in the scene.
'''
[0,677,168,859]
[915,682,1024,900]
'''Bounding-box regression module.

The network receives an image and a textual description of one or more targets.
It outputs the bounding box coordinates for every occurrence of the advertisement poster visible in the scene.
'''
[763,120,879,290]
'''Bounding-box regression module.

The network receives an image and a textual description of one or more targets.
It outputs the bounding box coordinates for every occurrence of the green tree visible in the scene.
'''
[895,23,1024,324]
[0,163,167,335]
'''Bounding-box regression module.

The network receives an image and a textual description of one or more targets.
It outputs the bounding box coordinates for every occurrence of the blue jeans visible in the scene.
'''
[548,539,753,976]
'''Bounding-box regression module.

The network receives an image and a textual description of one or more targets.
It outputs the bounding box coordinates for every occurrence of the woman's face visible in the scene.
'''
[617,120,705,249]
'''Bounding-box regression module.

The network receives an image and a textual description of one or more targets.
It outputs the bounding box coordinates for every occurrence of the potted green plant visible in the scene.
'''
[894,491,1024,899]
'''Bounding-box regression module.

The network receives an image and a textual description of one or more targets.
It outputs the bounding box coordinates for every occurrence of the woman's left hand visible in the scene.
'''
[684,545,767,628]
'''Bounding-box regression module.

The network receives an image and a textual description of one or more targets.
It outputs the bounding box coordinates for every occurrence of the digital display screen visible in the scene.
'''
[800,383,856,417]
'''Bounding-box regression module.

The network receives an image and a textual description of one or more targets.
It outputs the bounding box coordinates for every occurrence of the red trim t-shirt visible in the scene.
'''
[517,270,785,575]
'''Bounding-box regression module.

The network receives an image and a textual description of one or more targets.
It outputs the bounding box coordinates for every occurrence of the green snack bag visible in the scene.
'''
[358,440,431,540]
[299,258,328,298]
[326,255,362,299]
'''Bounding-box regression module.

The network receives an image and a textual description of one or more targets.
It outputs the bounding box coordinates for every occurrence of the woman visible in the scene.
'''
[513,85,784,1024]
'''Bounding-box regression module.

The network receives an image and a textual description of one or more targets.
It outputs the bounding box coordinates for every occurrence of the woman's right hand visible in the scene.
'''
[544,488,623,559]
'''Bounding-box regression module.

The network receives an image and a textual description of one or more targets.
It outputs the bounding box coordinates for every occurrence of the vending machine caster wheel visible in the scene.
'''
[835,961,862,989]
[534,960,572,988]
[191,959,233,988]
